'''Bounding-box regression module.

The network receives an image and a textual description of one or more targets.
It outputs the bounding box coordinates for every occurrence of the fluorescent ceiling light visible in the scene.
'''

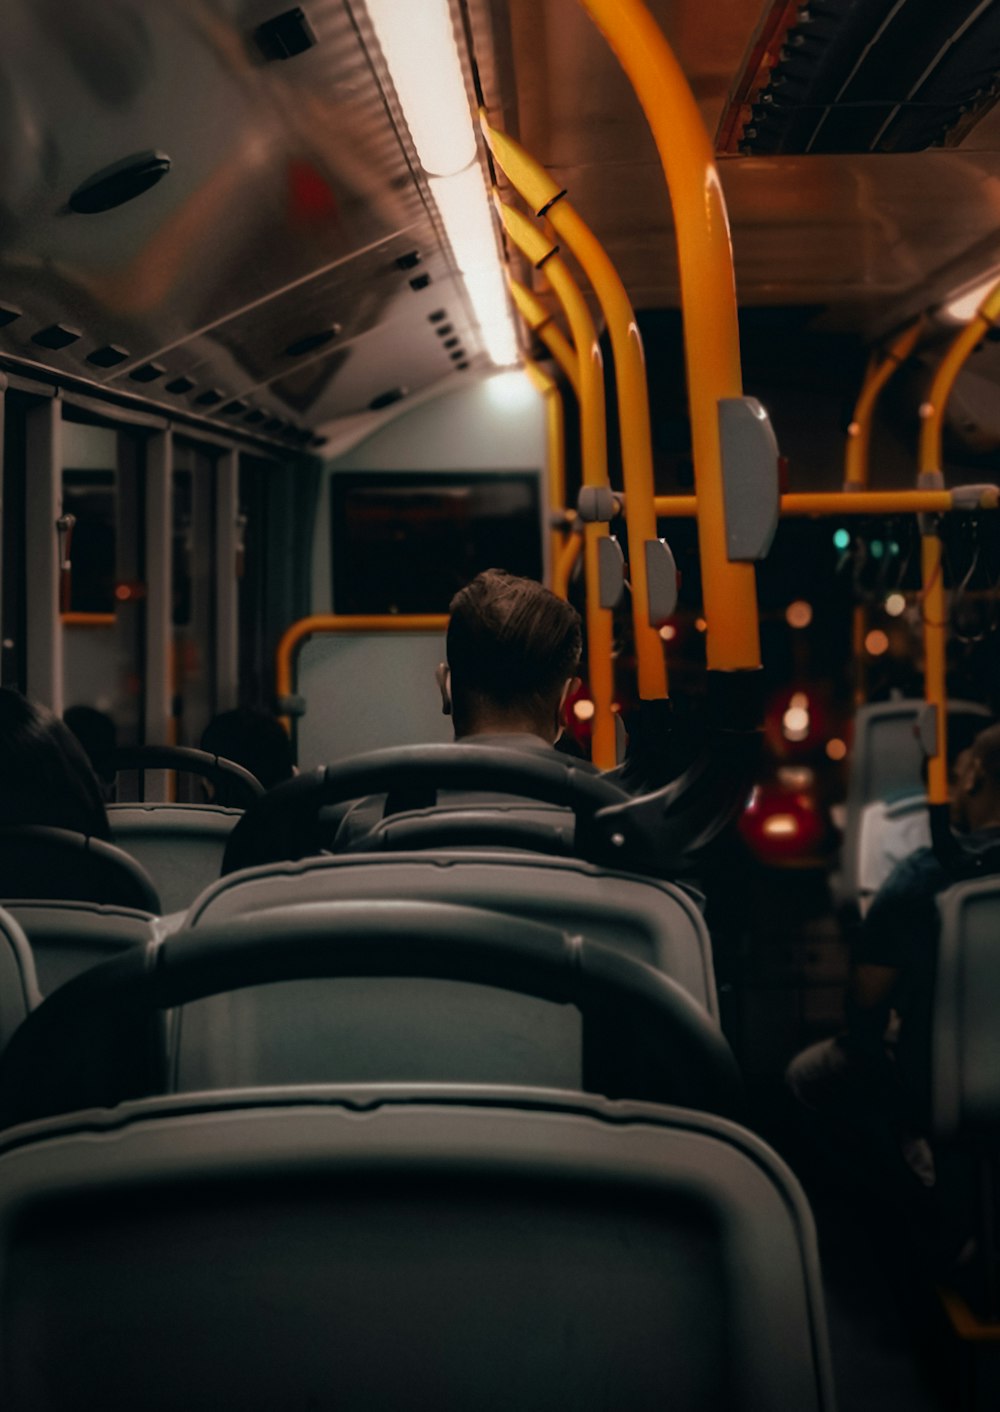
[365,0,519,367]
[943,268,1000,322]
[429,166,519,366]
[365,0,476,177]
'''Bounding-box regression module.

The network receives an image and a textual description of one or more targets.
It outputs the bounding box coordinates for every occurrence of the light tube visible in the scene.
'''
[943,269,1000,322]
[429,166,519,365]
[365,0,476,177]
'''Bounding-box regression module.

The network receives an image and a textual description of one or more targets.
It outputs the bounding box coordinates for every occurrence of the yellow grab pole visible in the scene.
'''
[508,279,580,398]
[917,283,1000,803]
[553,526,584,600]
[523,356,568,584]
[495,195,617,767]
[844,320,923,696]
[483,115,668,703]
[652,489,991,518]
[575,0,760,676]
[275,613,450,734]
[844,319,923,490]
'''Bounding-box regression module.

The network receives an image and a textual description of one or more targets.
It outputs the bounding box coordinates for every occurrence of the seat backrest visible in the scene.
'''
[0,1086,834,1412]
[108,804,242,914]
[0,907,40,1052]
[189,849,718,1017]
[0,901,740,1128]
[0,826,161,912]
[931,877,1000,1145]
[839,698,989,908]
[855,790,929,914]
[3,901,160,995]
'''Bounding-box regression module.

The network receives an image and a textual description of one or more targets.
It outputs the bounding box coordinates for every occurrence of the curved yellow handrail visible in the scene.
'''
[275,613,450,733]
[495,195,616,767]
[575,0,759,675]
[916,281,1000,802]
[508,278,580,398]
[482,115,668,705]
[844,319,923,491]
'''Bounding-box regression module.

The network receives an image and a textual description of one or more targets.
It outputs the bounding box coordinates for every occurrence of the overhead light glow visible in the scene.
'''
[485,370,536,411]
[885,592,906,617]
[429,167,519,366]
[943,269,1000,324]
[365,0,518,367]
[365,0,475,177]
[763,814,799,838]
[573,699,596,722]
[826,738,847,761]
[786,600,813,629]
[659,624,677,641]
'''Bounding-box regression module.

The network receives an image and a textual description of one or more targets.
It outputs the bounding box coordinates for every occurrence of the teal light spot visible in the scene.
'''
[870,540,884,559]
[833,528,850,550]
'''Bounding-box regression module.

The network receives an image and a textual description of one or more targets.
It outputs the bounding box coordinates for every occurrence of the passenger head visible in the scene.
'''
[951,722,1000,832]
[0,689,111,839]
[441,570,582,742]
[200,708,295,802]
[63,704,117,796]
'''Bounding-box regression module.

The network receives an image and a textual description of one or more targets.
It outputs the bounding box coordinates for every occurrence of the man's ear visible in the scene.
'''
[435,662,452,716]
[559,676,581,713]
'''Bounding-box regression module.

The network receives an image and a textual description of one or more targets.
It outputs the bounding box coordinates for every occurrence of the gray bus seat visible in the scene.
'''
[2,901,162,995]
[856,789,929,915]
[108,804,242,913]
[0,826,161,913]
[188,849,718,1018]
[931,876,1000,1146]
[0,1086,834,1412]
[836,698,989,913]
[0,901,741,1128]
[0,908,40,1053]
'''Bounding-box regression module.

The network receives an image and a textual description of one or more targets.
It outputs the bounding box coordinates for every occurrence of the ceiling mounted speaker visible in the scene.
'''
[69,151,171,214]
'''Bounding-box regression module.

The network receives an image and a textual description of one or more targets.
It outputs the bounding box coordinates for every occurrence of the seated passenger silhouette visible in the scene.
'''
[200,707,296,804]
[786,720,1000,1248]
[63,703,117,802]
[334,569,591,846]
[0,688,111,839]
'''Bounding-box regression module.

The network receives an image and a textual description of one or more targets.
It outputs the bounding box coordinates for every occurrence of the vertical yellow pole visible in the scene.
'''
[482,117,668,704]
[574,0,759,677]
[917,282,1000,803]
[495,196,617,766]
[523,356,567,585]
[844,319,923,712]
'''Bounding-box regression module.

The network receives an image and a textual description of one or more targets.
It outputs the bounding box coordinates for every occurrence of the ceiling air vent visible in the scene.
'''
[87,345,129,367]
[165,376,195,394]
[195,389,224,407]
[369,387,407,411]
[284,326,340,357]
[69,152,171,214]
[0,305,21,328]
[32,325,81,349]
[129,363,165,383]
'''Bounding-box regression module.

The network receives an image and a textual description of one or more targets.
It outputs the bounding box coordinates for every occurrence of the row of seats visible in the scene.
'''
[0,743,839,1408]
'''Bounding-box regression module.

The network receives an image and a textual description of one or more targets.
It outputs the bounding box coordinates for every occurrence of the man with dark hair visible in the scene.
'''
[787,719,1000,1226]
[333,570,590,848]
[437,569,583,746]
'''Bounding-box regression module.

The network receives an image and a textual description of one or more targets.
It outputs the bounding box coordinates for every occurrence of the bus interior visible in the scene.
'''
[2,1,1000,1407]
